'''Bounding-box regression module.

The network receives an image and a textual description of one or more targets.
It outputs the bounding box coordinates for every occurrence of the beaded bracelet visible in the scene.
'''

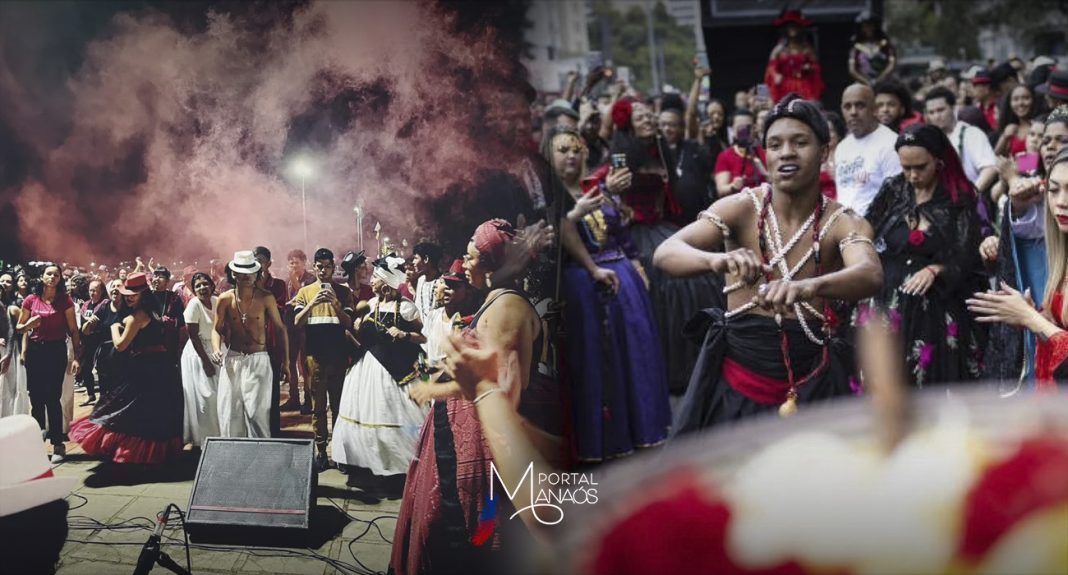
[697,210,731,238]
[837,231,874,252]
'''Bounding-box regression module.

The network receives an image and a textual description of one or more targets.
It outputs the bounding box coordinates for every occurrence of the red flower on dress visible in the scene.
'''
[908,229,926,247]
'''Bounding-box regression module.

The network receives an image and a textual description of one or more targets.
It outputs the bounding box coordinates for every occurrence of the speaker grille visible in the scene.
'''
[188,438,314,530]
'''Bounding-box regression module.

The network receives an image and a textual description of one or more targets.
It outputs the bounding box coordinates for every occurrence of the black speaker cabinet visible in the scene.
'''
[186,437,316,545]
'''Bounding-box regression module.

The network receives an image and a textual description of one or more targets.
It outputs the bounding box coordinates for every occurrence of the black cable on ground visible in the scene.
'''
[66,493,89,511]
[326,495,397,575]
[63,501,379,575]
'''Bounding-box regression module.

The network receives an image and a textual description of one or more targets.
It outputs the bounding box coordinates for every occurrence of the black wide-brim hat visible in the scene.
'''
[1037,69,1068,102]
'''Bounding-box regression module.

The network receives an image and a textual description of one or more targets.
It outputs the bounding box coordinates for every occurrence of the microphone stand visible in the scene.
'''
[133,504,192,575]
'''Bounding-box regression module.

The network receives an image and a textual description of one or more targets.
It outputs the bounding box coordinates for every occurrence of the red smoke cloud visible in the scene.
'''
[4,1,527,264]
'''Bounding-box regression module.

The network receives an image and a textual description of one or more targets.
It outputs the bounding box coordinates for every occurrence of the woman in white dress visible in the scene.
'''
[1,272,30,417]
[180,273,219,446]
[331,256,429,476]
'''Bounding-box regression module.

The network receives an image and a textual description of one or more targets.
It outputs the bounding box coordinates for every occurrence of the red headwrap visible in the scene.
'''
[611,98,634,131]
[473,218,515,268]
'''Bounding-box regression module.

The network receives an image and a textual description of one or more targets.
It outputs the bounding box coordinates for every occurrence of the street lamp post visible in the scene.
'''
[290,158,314,255]
[301,173,308,255]
[353,205,364,252]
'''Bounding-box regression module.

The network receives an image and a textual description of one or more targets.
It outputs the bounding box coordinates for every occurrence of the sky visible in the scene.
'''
[0,0,531,266]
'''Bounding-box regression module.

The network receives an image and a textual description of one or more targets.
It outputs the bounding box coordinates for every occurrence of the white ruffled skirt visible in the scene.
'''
[330,353,428,476]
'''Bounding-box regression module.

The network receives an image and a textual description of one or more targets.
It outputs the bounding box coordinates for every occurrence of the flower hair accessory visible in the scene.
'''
[611,98,634,131]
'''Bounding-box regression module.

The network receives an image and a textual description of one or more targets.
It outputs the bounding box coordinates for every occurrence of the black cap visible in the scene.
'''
[340,250,367,278]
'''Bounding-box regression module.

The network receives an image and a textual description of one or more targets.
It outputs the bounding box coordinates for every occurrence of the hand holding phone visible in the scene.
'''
[574,190,605,218]
[604,164,633,194]
[694,52,710,71]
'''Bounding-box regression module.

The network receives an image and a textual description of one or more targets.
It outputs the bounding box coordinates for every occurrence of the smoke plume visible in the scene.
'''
[0,0,530,266]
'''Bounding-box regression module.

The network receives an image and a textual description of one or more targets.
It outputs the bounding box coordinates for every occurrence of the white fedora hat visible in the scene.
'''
[227,250,262,275]
[0,415,78,517]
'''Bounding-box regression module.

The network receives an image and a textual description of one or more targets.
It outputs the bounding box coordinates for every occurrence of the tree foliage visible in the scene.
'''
[886,0,1068,60]
[587,0,698,94]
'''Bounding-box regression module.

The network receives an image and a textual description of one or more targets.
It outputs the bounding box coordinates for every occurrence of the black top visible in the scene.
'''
[866,173,984,303]
[79,299,113,352]
[668,140,716,225]
[93,304,130,375]
[357,299,421,385]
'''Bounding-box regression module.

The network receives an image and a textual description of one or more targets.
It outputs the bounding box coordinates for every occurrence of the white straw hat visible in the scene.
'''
[0,415,78,517]
[228,250,262,275]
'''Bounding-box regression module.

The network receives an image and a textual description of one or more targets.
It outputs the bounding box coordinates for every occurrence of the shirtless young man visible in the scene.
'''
[653,94,883,433]
[212,251,291,438]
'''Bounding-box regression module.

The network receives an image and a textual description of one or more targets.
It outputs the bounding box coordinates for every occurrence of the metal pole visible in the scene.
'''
[301,176,308,255]
[646,5,660,94]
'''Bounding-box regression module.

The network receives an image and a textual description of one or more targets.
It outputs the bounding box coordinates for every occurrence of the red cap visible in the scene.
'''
[971,70,993,86]
[118,272,150,295]
[442,259,467,284]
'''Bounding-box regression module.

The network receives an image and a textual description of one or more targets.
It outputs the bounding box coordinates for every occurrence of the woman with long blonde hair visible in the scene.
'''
[969,147,1068,389]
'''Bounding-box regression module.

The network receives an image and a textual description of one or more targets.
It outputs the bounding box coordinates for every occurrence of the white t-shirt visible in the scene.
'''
[183,296,218,346]
[948,121,997,185]
[834,124,903,216]
[414,275,440,325]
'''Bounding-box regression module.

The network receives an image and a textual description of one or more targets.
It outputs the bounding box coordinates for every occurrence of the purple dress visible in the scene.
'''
[563,196,671,461]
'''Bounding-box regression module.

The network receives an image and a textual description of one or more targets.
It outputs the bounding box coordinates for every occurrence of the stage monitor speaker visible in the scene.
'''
[185,437,316,545]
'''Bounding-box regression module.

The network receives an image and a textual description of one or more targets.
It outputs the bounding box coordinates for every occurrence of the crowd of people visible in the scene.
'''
[2,7,1068,574]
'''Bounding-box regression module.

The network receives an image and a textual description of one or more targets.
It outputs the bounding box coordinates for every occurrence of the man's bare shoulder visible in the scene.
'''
[708,187,760,225]
[824,202,874,241]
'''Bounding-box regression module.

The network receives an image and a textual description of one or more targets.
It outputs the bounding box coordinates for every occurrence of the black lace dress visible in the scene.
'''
[863,174,986,387]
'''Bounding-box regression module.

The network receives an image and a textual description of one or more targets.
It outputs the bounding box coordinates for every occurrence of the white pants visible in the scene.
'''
[217,351,272,438]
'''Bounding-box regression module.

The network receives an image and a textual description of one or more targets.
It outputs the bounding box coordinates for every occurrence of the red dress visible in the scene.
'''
[1008,137,1027,158]
[391,291,547,574]
[765,45,824,103]
[70,317,184,464]
[1035,291,1068,392]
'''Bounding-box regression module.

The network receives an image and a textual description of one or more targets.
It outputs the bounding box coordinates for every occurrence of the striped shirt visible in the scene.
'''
[293,282,354,358]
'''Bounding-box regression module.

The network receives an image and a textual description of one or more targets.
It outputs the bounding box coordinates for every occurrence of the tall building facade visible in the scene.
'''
[525,1,591,93]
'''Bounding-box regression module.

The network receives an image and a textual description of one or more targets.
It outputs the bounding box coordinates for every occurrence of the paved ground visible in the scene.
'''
[53,385,400,575]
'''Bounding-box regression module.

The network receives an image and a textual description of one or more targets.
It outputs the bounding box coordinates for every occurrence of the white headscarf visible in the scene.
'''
[373,256,407,290]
